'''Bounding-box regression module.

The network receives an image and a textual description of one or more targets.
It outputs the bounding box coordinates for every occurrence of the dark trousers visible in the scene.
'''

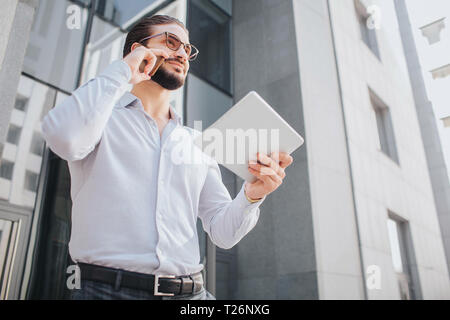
[69,279,216,300]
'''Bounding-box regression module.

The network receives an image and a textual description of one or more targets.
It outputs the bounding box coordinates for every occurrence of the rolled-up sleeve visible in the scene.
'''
[198,159,265,250]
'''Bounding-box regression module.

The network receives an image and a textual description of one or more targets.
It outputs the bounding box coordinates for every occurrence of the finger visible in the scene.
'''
[249,162,282,184]
[143,55,157,75]
[276,152,293,169]
[144,63,152,76]
[147,48,170,60]
[248,166,272,184]
[257,152,279,171]
[257,152,283,177]
[139,65,151,80]
[144,53,169,75]
[260,166,282,184]
[144,61,159,76]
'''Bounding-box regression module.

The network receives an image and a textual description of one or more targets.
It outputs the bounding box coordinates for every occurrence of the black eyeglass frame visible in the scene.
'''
[138,31,199,61]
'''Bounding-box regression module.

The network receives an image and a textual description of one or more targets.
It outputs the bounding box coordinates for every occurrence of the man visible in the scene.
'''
[41,15,293,300]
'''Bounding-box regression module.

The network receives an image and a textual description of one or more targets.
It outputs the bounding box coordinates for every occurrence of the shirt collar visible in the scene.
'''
[118,91,183,126]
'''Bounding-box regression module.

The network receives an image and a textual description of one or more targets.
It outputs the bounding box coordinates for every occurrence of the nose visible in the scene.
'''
[174,44,189,62]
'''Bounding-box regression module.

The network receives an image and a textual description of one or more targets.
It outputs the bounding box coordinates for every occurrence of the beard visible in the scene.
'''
[151,64,185,90]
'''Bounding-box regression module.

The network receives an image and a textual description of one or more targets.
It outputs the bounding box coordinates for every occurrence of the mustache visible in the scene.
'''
[164,58,184,65]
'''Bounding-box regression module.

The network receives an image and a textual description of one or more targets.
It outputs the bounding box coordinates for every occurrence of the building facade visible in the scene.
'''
[397,0,450,279]
[0,0,449,300]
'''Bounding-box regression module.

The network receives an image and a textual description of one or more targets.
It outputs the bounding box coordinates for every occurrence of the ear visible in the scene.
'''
[130,42,143,52]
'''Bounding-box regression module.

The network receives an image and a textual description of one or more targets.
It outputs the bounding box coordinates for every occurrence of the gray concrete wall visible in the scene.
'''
[0,0,18,68]
[293,0,366,299]
[232,0,318,299]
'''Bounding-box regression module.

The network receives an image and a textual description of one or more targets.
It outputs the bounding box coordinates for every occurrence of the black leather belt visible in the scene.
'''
[77,262,204,296]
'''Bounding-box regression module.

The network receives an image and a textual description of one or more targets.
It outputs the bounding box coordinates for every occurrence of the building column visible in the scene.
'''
[0,0,38,146]
[232,0,318,299]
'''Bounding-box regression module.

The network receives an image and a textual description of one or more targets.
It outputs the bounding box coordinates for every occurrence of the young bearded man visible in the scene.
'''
[41,15,293,300]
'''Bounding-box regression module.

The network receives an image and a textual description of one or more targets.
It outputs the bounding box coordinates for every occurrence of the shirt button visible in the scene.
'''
[160,180,164,185]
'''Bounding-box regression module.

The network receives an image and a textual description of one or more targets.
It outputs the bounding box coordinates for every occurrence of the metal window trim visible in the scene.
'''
[0,201,33,300]
[19,102,56,300]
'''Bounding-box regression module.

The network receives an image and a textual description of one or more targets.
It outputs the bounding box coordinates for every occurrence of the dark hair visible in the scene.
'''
[123,15,188,58]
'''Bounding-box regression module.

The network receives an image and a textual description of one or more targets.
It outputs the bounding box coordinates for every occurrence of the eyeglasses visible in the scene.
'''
[138,32,199,61]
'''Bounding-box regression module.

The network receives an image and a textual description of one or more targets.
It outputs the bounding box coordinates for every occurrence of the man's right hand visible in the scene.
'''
[123,46,170,85]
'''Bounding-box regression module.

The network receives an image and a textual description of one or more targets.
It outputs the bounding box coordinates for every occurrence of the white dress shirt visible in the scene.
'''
[41,60,265,276]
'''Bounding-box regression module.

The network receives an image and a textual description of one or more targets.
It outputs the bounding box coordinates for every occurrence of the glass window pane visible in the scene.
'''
[0,160,14,180]
[71,0,91,6]
[356,0,380,58]
[188,0,232,94]
[0,75,56,208]
[186,73,233,128]
[387,218,403,273]
[14,96,28,112]
[6,125,22,145]
[30,133,45,157]
[27,159,73,299]
[95,0,163,28]
[210,0,232,15]
[24,171,40,192]
[23,0,88,92]
[80,16,127,84]
[197,219,206,263]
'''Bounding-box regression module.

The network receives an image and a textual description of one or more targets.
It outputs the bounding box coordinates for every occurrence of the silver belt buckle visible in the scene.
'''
[154,274,176,296]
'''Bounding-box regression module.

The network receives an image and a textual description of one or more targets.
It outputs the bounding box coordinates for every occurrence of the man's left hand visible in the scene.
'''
[245,152,294,201]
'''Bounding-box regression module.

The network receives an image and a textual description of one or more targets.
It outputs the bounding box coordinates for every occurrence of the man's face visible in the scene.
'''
[143,24,191,90]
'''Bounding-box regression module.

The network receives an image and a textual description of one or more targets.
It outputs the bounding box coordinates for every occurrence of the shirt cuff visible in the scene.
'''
[235,182,266,213]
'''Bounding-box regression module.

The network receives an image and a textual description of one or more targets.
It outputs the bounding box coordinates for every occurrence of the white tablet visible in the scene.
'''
[193,91,304,182]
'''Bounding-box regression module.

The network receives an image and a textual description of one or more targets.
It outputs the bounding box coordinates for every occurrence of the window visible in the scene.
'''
[95,0,162,28]
[23,0,88,92]
[355,0,380,59]
[420,17,446,45]
[4,75,56,207]
[14,96,28,112]
[430,64,450,80]
[370,90,399,163]
[0,160,14,180]
[442,116,450,128]
[210,0,232,15]
[0,219,20,299]
[186,73,233,127]
[386,214,421,300]
[188,0,232,94]
[6,125,22,145]
[30,133,45,157]
[24,171,40,192]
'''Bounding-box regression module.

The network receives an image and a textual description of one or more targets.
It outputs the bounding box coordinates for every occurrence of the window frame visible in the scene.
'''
[369,89,400,165]
[354,0,381,60]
